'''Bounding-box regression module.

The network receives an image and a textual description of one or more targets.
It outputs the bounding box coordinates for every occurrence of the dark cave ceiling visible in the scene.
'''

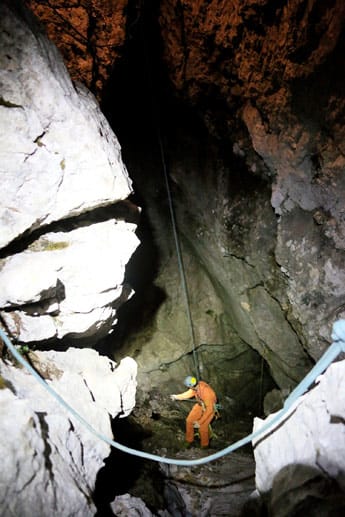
[25,0,345,128]
[25,0,345,188]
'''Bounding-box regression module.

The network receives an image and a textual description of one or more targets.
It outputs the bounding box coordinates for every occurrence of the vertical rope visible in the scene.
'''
[139,9,201,380]
[157,132,201,381]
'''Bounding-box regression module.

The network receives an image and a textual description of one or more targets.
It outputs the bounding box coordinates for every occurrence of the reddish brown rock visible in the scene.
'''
[26,0,128,95]
[25,0,345,136]
[159,1,345,110]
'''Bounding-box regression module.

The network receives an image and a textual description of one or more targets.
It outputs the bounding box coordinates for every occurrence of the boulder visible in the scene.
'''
[0,347,137,517]
[0,1,140,344]
[0,220,139,342]
[111,493,156,516]
[253,358,345,513]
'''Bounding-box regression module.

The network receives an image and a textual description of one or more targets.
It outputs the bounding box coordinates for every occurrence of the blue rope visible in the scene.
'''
[1,320,345,466]
[158,134,201,381]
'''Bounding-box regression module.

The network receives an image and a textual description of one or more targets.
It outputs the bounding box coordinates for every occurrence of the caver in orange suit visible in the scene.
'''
[172,379,217,447]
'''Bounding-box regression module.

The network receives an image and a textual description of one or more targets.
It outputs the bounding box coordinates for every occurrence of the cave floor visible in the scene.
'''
[119,409,256,515]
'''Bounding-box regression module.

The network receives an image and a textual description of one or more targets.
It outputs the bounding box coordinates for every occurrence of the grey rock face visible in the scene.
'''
[243,102,345,360]
[0,2,139,343]
[123,135,313,405]
[253,359,345,513]
[0,348,137,517]
[0,2,132,248]
[111,493,156,516]
[0,220,139,342]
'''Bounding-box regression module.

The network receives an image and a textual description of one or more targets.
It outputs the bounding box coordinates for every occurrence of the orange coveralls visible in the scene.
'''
[175,380,217,447]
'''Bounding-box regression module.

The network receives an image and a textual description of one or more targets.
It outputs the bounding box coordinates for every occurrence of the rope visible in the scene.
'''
[1,320,345,466]
[157,132,200,381]
[139,15,201,381]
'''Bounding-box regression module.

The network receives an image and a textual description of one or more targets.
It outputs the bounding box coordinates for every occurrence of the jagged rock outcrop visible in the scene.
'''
[0,1,139,344]
[252,357,345,515]
[0,221,138,343]
[0,1,133,248]
[0,348,137,516]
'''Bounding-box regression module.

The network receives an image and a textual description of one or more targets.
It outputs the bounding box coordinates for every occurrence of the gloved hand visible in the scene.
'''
[193,421,200,429]
[170,394,177,401]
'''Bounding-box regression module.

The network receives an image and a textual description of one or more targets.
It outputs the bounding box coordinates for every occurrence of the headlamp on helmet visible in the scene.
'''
[184,375,197,388]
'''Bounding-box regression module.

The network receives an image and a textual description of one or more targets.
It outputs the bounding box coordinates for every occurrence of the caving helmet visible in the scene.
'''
[184,375,197,388]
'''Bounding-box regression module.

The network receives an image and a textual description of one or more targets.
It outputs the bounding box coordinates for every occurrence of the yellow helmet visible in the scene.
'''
[184,375,197,388]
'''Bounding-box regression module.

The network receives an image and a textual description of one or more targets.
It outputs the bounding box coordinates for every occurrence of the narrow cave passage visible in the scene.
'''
[93,416,165,516]
[96,0,278,457]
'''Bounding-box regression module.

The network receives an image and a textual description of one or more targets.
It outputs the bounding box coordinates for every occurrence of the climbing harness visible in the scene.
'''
[214,402,222,419]
[2,321,345,466]
[181,396,221,439]
[193,422,218,441]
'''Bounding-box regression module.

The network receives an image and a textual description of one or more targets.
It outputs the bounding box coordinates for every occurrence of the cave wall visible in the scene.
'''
[118,117,312,413]
[157,0,345,361]
[13,0,345,404]
[0,0,140,345]
[0,347,137,516]
[124,0,345,381]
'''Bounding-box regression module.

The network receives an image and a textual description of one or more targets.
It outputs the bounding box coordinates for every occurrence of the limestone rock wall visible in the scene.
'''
[158,0,345,361]
[252,358,345,515]
[0,348,137,516]
[0,1,140,344]
[118,0,345,400]
[122,132,313,408]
